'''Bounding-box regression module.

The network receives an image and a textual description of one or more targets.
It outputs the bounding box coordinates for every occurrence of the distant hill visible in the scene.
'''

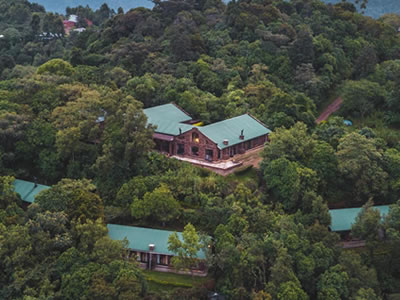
[29,0,400,18]
[28,0,153,13]
[323,0,400,18]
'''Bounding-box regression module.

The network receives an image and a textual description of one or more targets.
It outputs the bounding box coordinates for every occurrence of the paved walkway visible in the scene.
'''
[316,97,343,124]
[172,155,241,170]
[340,240,366,249]
[171,146,265,176]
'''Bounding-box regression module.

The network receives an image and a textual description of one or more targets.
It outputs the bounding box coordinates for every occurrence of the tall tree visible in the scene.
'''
[131,183,181,226]
[336,133,388,204]
[168,223,204,276]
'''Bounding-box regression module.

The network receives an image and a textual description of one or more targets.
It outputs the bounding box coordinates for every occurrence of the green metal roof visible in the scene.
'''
[107,224,206,259]
[13,179,50,203]
[329,205,390,232]
[143,104,271,144]
[199,114,271,150]
[149,119,194,136]
[144,103,194,136]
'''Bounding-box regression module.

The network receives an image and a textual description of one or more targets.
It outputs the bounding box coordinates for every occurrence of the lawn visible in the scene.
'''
[143,270,211,293]
[227,166,260,184]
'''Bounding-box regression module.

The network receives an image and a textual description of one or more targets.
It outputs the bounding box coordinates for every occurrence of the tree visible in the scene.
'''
[37,59,74,76]
[317,265,349,300]
[35,179,104,222]
[30,13,41,35]
[261,122,316,166]
[131,183,181,226]
[289,26,315,67]
[336,133,388,203]
[352,200,383,259]
[115,176,158,208]
[340,80,386,119]
[0,176,19,209]
[277,281,309,300]
[263,158,318,212]
[338,252,380,297]
[0,111,29,169]
[168,223,203,275]
[354,288,381,300]
[309,141,340,199]
[95,98,154,200]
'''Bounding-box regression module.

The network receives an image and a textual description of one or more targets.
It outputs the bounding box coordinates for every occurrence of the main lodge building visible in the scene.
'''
[143,103,271,162]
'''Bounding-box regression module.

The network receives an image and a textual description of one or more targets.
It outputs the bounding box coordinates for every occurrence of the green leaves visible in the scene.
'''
[131,183,181,225]
[35,178,104,223]
[336,133,388,202]
[168,223,202,272]
[37,59,74,77]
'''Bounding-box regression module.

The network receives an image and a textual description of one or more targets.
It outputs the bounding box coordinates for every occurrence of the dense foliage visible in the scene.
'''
[2,0,400,299]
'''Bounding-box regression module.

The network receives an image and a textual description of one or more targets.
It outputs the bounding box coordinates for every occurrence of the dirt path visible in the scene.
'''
[233,146,265,169]
[316,97,343,124]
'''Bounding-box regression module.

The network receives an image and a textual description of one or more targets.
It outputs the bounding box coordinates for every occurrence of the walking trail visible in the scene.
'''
[316,97,342,124]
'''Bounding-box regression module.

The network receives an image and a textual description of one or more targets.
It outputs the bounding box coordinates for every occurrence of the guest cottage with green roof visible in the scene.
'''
[143,103,271,162]
[329,205,390,232]
[13,179,50,203]
[107,224,207,275]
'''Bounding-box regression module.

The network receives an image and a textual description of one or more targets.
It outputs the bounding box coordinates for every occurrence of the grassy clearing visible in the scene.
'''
[350,111,400,146]
[143,270,210,292]
[227,166,260,183]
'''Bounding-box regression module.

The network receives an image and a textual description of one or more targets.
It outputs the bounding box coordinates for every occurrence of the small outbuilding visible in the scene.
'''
[107,224,207,275]
[13,179,50,204]
[329,205,389,232]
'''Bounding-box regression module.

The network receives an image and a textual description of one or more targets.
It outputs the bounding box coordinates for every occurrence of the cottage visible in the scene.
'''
[143,103,271,162]
[107,224,207,275]
[13,179,50,204]
[329,205,389,232]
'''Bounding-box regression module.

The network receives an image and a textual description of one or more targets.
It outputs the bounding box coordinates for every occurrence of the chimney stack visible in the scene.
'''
[239,129,244,140]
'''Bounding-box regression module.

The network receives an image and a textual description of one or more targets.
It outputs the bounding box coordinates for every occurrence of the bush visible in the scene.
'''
[234,165,253,175]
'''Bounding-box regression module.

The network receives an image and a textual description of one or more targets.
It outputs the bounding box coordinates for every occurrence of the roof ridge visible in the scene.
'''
[246,113,268,128]
[108,223,180,233]
[171,102,192,119]
[22,187,36,202]
[200,114,251,130]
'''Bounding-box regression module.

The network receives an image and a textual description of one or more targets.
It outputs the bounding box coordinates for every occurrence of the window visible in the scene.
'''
[206,149,213,161]
[192,146,199,156]
[177,143,184,155]
[192,132,200,143]
[159,255,169,266]
[140,252,148,262]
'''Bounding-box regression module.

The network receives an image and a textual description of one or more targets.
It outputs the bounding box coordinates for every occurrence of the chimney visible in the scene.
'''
[34,177,38,188]
[239,129,244,140]
[223,139,229,145]
[179,128,182,135]
[149,244,155,251]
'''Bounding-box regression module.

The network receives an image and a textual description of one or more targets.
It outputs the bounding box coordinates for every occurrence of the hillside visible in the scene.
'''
[30,0,400,18]
[2,0,400,299]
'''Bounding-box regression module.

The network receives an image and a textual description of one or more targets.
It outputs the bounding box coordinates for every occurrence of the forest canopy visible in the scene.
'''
[2,0,400,299]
